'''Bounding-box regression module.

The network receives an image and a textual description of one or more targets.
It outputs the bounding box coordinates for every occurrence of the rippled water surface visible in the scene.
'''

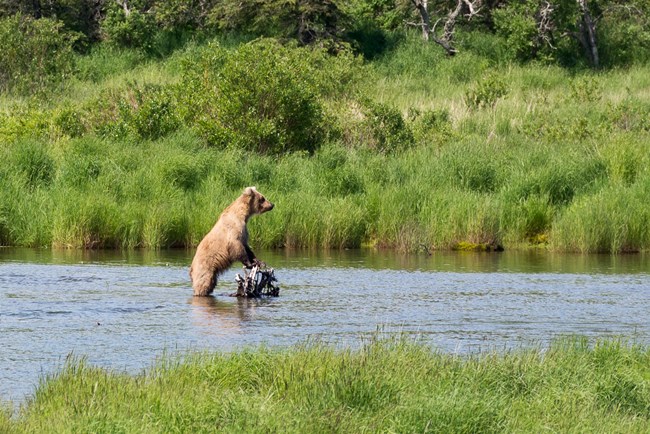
[1,248,649,403]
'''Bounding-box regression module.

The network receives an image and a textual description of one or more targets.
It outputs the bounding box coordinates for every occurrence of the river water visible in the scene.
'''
[1,248,649,403]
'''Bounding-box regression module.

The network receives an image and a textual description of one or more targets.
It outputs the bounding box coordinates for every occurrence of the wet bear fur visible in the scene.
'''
[190,187,274,296]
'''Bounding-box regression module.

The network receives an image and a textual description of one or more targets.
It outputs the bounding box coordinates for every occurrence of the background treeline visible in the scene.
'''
[2,0,650,93]
[0,0,649,253]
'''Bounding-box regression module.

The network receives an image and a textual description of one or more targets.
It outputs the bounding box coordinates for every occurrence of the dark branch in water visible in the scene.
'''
[234,265,280,298]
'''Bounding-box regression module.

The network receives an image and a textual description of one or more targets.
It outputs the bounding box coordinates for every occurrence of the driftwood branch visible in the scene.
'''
[462,0,480,20]
[408,0,482,56]
[234,265,280,298]
[535,1,556,51]
[538,1,555,39]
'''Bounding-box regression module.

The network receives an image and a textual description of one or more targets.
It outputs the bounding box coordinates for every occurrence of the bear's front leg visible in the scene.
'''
[243,244,266,269]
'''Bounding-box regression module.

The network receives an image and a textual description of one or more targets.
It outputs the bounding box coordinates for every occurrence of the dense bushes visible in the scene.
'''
[0,14,77,93]
[71,39,360,154]
[101,3,157,51]
[178,39,329,153]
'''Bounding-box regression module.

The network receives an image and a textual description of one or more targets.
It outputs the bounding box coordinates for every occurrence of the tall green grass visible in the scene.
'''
[3,336,650,433]
[0,132,649,252]
[1,34,649,253]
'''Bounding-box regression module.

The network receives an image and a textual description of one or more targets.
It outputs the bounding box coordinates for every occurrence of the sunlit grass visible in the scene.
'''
[3,336,650,433]
[1,34,649,252]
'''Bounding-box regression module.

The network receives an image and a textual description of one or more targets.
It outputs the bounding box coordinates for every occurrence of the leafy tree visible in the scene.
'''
[178,39,330,154]
[101,0,157,50]
[0,13,77,93]
[493,1,553,62]
[153,0,218,31]
[495,0,650,67]
[595,0,650,66]
[344,0,413,31]
[207,0,349,49]
[0,0,103,47]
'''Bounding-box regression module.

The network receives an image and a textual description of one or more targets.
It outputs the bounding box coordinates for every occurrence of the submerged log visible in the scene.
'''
[234,265,280,298]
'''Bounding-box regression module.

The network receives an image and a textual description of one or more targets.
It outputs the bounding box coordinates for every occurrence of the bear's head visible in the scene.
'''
[243,186,274,217]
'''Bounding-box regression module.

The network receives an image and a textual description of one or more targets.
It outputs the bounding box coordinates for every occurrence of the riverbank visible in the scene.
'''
[1,36,649,253]
[2,337,649,433]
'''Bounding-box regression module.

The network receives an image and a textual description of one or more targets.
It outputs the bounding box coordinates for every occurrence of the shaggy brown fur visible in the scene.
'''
[190,187,274,297]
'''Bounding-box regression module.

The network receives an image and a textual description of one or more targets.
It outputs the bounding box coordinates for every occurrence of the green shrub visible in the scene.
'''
[125,84,180,140]
[0,106,51,142]
[361,101,414,153]
[179,39,329,154]
[101,3,157,51]
[569,75,602,103]
[53,105,87,138]
[0,13,77,94]
[605,97,650,133]
[598,2,650,66]
[465,72,509,109]
[493,1,541,62]
[408,107,453,146]
[91,83,180,141]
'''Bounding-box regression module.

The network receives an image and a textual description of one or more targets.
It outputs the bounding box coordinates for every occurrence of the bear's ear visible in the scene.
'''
[243,186,257,196]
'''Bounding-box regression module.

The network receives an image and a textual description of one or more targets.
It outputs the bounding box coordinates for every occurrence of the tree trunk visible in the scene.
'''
[577,0,599,67]
[411,0,431,41]
[32,0,42,18]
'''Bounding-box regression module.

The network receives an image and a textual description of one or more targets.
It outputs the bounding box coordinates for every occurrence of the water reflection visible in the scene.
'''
[1,247,649,274]
[189,296,248,333]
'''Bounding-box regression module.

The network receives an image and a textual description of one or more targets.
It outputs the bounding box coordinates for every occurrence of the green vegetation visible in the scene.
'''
[2,336,650,432]
[1,1,649,253]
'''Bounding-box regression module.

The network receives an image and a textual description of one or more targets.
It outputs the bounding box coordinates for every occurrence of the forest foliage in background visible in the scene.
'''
[1,0,650,253]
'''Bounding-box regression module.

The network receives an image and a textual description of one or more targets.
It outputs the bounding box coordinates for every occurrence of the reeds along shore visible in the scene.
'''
[1,36,649,253]
[2,337,650,432]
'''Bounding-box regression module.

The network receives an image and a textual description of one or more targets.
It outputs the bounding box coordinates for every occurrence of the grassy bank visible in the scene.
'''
[1,35,649,253]
[2,337,650,433]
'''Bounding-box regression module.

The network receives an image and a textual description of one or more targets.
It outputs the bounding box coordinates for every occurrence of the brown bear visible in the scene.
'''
[190,186,274,296]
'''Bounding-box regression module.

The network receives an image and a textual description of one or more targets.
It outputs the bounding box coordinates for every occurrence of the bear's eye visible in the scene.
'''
[260,197,266,203]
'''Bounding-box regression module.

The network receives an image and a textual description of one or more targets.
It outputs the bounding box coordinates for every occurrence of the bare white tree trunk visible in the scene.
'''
[536,1,555,49]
